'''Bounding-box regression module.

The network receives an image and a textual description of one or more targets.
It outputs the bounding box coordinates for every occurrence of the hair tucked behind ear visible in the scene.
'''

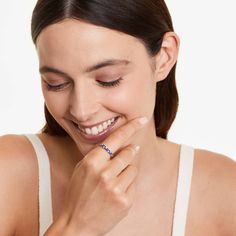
[31,0,178,139]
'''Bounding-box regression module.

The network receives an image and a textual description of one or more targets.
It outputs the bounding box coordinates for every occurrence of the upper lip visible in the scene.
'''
[76,116,119,129]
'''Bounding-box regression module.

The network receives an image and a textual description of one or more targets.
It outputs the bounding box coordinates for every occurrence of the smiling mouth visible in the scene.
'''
[72,116,120,136]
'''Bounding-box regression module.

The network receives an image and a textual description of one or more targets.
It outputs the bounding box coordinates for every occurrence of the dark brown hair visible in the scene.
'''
[31,0,178,139]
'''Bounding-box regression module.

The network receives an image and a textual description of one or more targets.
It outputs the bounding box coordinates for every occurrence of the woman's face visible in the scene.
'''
[36,19,159,155]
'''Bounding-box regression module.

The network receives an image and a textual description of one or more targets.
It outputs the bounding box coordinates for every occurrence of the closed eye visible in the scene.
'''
[44,78,123,91]
[45,81,70,91]
[97,78,123,87]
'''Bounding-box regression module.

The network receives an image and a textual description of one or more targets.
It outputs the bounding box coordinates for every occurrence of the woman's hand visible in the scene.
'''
[52,117,148,236]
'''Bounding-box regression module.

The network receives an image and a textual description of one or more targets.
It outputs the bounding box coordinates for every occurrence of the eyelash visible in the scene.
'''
[97,78,123,88]
[45,82,69,91]
[45,78,123,91]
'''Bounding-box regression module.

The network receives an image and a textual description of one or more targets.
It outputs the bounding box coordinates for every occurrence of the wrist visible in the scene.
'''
[44,214,98,236]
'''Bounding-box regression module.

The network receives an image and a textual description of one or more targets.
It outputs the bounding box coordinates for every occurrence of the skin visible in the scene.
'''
[36,19,164,156]
[0,19,235,236]
[36,18,179,192]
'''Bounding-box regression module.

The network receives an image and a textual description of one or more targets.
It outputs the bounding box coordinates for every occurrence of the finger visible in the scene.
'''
[113,165,138,193]
[125,180,136,205]
[102,145,139,178]
[91,116,148,161]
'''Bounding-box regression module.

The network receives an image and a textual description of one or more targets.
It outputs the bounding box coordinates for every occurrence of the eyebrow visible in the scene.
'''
[39,59,130,79]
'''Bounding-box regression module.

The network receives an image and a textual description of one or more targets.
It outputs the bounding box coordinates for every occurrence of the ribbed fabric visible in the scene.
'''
[25,134,53,236]
[172,145,195,236]
[25,134,194,236]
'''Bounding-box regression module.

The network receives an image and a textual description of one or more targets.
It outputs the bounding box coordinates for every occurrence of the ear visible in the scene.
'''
[153,32,180,82]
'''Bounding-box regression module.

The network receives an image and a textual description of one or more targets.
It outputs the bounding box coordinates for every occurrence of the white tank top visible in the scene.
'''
[25,134,194,236]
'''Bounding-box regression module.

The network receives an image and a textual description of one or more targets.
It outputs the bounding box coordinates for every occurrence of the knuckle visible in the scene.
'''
[125,146,136,156]
[115,156,125,168]
[112,186,122,196]
[119,149,135,164]
[100,171,110,184]
[84,159,99,172]
[119,196,131,209]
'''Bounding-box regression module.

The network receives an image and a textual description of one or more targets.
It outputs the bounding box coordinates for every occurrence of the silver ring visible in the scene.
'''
[99,143,114,158]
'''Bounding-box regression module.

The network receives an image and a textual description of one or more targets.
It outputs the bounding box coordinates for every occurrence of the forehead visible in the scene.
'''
[36,19,147,72]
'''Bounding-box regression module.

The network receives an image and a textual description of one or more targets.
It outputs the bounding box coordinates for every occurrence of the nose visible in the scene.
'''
[69,82,99,122]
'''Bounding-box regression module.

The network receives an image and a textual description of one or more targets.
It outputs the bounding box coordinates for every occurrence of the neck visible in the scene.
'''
[130,117,165,190]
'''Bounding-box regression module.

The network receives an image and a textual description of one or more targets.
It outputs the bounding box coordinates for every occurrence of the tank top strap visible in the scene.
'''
[172,144,195,236]
[24,134,53,236]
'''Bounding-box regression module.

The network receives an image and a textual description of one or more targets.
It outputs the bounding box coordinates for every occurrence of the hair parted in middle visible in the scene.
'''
[31,0,178,139]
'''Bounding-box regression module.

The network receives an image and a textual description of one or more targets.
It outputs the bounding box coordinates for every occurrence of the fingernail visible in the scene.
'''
[133,145,140,154]
[138,117,148,125]
[134,145,140,153]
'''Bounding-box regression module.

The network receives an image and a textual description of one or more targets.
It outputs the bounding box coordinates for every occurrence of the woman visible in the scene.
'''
[0,0,235,235]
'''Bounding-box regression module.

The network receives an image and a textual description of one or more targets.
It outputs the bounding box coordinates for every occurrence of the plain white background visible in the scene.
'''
[0,0,235,161]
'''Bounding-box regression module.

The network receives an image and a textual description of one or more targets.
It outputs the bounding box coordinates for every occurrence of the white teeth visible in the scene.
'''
[98,124,103,132]
[103,121,108,129]
[79,117,117,136]
[91,127,99,135]
[85,128,92,135]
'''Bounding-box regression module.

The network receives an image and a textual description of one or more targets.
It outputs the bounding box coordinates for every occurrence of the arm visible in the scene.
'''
[43,117,147,236]
[0,136,20,236]
[0,134,99,236]
[0,135,45,236]
[43,215,98,236]
[1,117,147,236]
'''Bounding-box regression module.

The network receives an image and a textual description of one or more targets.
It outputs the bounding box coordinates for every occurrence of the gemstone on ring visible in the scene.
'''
[99,143,114,158]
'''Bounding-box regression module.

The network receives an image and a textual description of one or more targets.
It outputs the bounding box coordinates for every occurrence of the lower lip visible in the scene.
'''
[76,117,119,143]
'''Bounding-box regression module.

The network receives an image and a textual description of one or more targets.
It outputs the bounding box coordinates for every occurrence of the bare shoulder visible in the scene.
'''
[0,134,38,235]
[194,148,236,188]
[0,134,37,168]
[189,148,236,235]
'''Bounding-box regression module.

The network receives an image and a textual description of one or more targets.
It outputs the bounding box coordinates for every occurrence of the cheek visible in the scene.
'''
[43,90,69,119]
[106,78,156,118]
